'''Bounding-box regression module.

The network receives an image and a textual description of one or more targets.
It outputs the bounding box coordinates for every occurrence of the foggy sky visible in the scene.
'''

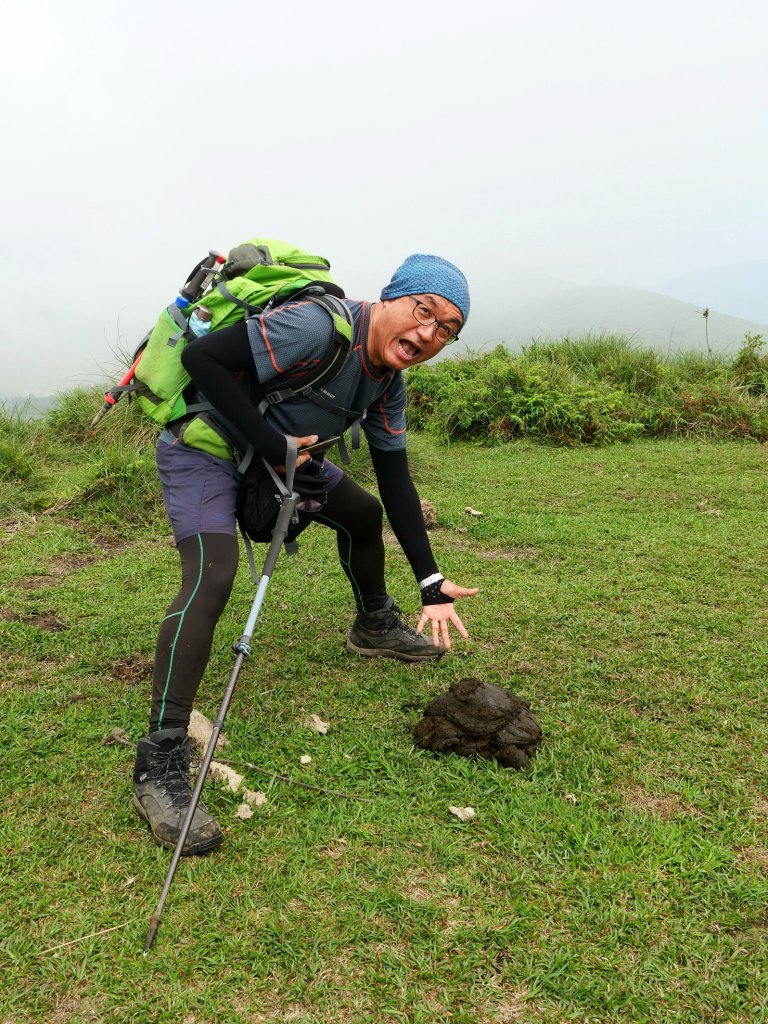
[2,0,766,395]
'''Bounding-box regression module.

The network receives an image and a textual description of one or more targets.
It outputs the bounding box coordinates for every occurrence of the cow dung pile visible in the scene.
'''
[412,677,542,769]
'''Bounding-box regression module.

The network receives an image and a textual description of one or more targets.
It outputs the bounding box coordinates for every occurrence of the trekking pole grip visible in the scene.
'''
[179,250,225,303]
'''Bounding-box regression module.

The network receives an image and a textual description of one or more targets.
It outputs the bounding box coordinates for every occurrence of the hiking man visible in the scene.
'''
[133,253,478,855]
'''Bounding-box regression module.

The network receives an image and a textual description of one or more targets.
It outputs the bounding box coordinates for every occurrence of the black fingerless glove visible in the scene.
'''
[419,573,454,605]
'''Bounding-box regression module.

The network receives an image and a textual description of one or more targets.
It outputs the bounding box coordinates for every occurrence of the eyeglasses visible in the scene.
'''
[411,299,460,346]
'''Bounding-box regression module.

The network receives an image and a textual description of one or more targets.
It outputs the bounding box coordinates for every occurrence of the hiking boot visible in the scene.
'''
[346,598,445,662]
[133,727,223,855]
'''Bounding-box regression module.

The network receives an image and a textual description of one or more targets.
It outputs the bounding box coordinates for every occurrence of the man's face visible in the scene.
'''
[370,293,463,371]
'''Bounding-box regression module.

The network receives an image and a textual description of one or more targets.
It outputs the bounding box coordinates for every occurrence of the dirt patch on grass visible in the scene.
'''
[15,530,132,584]
[400,867,448,903]
[622,785,701,819]
[29,612,68,632]
[46,552,103,577]
[735,845,768,873]
[490,987,541,1022]
[110,652,153,684]
[17,574,60,591]
[319,837,350,862]
[0,608,68,631]
[46,990,106,1023]
[403,883,432,901]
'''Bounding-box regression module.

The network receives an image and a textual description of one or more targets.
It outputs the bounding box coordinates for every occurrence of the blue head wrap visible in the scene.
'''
[380,254,470,327]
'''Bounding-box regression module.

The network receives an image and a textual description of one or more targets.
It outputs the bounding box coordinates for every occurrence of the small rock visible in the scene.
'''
[307,714,329,735]
[208,760,244,792]
[187,709,228,756]
[102,728,132,746]
[234,804,253,820]
[449,805,476,822]
[420,499,437,528]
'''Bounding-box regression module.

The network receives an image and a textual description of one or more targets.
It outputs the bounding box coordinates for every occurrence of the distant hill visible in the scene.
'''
[462,286,767,355]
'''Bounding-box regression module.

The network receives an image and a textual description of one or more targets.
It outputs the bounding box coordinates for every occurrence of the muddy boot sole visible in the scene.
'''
[346,638,445,662]
[132,794,224,856]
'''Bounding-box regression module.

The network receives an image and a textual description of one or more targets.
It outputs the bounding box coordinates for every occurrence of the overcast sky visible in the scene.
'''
[2,0,766,395]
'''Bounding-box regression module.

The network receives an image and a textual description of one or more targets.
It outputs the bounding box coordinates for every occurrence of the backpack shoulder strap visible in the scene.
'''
[256,290,358,416]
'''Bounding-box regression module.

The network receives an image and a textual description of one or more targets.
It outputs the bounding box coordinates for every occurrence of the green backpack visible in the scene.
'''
[129,237,354,461]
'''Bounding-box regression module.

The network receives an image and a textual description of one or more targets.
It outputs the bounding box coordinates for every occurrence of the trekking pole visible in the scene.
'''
[177,250,226,306]
[142,491,298,954]
[89,350,145,428]
[92,249,225,429]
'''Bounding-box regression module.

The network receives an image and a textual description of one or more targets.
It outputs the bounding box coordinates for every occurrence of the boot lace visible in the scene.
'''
[383,604,421,638]
[148,744,195,810]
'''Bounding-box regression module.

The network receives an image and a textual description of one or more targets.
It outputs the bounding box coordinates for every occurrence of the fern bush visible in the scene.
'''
[408,346,642,445]
[406,337,768,445]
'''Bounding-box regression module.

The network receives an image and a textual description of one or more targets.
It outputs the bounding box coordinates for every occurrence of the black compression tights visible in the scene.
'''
[150,533,239,732]
[316,472,387,614]
[149,473,387,733]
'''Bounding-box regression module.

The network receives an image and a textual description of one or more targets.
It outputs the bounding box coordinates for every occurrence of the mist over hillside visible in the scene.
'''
[6,279,767,405]
[658,260,768,324]
[461,286,767,356]
[0,394,60,419]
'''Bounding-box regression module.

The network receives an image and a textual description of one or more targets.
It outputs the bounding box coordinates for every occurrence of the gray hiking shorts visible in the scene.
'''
[156,437,240,544]
[156,435,344,545]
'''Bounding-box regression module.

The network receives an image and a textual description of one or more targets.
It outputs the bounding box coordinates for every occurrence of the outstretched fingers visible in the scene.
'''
[417,605,469,650]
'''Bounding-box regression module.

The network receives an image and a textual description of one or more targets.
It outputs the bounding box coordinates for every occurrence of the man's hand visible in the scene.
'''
[294,435,318,468]
[417,579,479,650]
[273,435,318,472]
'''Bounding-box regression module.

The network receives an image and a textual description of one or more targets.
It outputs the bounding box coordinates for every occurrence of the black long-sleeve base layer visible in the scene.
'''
[181,319,439,583]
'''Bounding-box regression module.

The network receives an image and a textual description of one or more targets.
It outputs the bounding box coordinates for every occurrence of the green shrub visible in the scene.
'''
[406,337,768,445]
[44,387,107,445]
[648,381,768,439]
[731,333,768,396]
[408,346,644,445]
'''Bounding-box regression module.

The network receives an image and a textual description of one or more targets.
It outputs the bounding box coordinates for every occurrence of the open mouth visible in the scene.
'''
[397,339,421,360]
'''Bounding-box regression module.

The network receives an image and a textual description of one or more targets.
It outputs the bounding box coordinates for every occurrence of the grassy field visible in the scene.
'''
[1,432,767,1023]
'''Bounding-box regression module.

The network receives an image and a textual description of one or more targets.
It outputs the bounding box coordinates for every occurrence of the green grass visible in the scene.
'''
[1,432,767,1023]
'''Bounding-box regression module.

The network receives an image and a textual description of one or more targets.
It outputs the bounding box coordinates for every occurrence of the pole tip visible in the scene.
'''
[143,918,160,953]
[89,406,107,429]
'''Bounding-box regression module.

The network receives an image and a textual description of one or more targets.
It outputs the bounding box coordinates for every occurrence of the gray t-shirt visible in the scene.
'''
[246,298,407,452]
